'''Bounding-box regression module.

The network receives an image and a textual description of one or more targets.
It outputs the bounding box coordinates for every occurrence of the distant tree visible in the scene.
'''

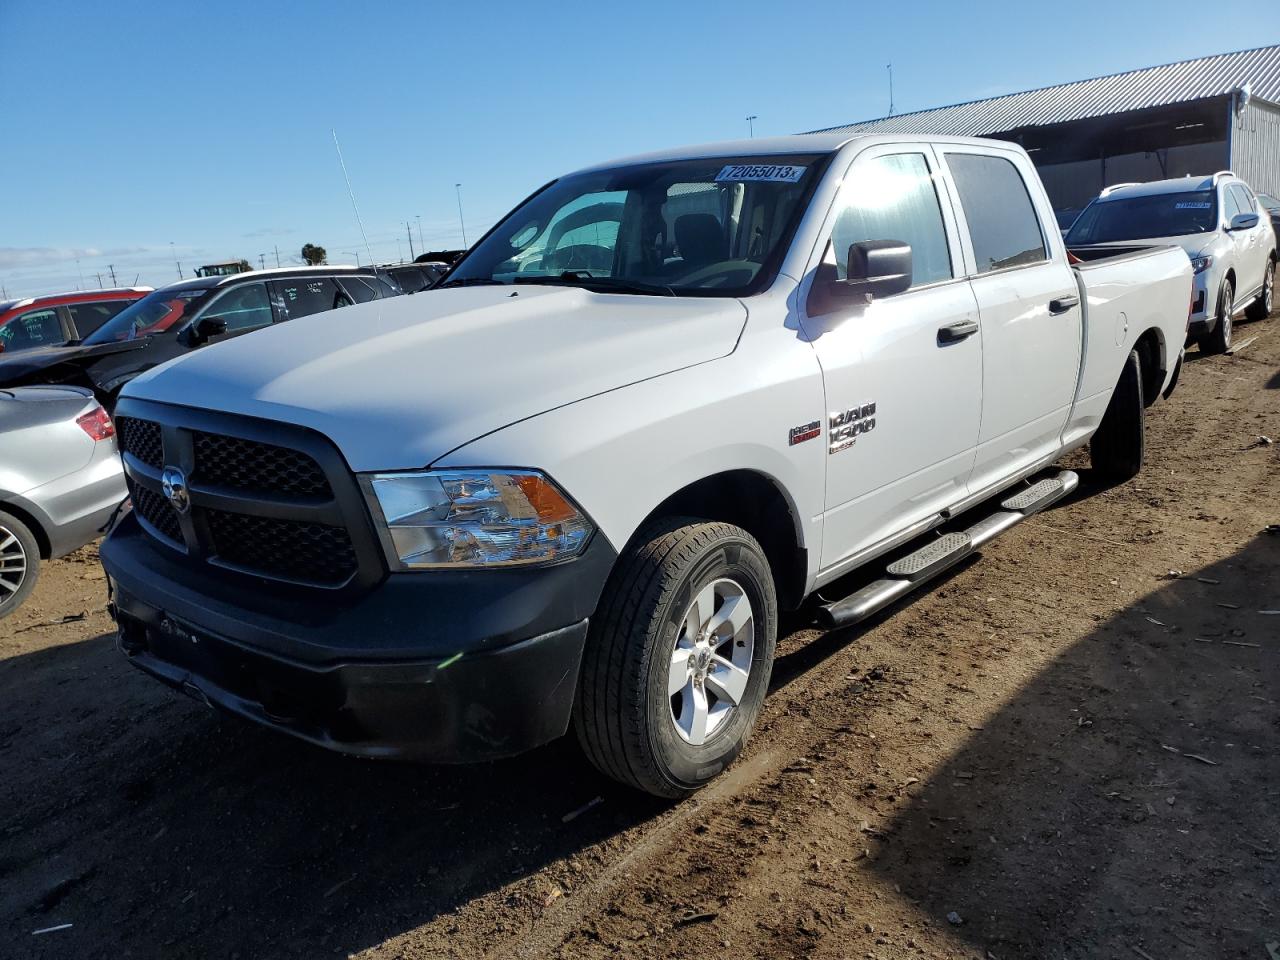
[301,243,327,265]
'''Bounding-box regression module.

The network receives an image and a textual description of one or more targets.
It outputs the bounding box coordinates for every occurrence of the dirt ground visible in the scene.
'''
[3,313,1279,960]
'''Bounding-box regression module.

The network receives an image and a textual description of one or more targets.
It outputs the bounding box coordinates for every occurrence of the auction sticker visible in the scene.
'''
[1175,201,1212,209]
[716,164,806,183]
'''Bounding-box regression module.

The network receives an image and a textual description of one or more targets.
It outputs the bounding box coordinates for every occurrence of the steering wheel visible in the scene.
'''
[669,259,759,288]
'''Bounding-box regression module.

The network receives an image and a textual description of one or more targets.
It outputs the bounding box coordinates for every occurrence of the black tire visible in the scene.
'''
[0,510,41,621]
[1245,257,1275,322]
[1201,278,1234,354]
[574,518,778,798]
[1090,348,1145,482]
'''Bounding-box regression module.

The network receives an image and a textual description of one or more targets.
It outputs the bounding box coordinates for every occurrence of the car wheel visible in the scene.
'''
[1090,349,1145,482]
[1245,258,1275,322]
[574,518,777,798]
[0,510,41,621]
[1201,278,1234,354]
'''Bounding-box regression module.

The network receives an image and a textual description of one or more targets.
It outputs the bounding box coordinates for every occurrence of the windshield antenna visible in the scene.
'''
[332,129,375,269]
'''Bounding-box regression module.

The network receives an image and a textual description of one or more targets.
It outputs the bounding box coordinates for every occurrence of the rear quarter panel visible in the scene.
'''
[1062,246,1192,448]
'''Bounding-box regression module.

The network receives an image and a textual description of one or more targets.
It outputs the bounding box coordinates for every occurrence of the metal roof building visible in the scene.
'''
[811,45,1280,214]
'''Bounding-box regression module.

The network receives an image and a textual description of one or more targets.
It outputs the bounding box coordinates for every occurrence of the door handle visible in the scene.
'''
[1049,294,1080,314]
[937,319,979,344]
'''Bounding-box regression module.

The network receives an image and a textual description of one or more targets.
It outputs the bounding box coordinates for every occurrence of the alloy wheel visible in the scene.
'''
[0,524,28,607]
[668,578,755,746]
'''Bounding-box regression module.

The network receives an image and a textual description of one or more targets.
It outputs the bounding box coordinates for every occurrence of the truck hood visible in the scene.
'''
[124,285,748,471]
[1079,233,1220,260]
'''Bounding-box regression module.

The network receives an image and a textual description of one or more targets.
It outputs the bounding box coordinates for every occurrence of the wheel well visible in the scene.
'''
[640,471,807,610]
[0,500,51,559]
[1133,328,1165,408]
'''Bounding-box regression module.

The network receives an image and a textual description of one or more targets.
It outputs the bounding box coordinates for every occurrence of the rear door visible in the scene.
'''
[939,147,1082,494]
[1229,184,1269,302]
[801,143,982,571]
[268,277,353,322]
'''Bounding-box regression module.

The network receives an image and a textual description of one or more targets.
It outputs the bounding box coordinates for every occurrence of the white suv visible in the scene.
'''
[1066,172,1276,353]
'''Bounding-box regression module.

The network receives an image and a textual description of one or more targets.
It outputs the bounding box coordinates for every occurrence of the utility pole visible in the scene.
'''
[274,245,281,268]
[171,241,183,279]
[416,215,424,251]
[259,253,266,270]
[396,238,403,263]
[887,63,894,117]
[76,258,86,289]
[96,272,103,286]
[746,115,758,138]
[108,264,117,286]
[341,251,361,266]
[455,183,468,247]
[406,221,415,261]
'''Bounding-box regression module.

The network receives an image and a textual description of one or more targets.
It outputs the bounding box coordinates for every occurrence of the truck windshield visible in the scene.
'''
[443,154,826,297]
[83,288,211,344]
[1066,190,1218,244]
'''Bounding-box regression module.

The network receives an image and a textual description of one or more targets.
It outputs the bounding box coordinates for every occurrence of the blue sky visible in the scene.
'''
[0,0,1273,296]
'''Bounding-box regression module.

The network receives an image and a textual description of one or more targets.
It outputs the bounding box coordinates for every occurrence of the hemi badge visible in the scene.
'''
[788,420,822,446]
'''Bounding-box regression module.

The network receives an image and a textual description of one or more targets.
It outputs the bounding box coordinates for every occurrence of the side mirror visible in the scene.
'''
[181,316,228,347]
[1229,212,1260,232]
[833,240,913,302]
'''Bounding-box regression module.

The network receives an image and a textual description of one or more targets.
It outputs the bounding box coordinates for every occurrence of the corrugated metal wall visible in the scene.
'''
[1232,98,1280,196]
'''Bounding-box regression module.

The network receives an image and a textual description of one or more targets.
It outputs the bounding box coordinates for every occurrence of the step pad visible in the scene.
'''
[1001,476,1068,513]
[886,532,972,581]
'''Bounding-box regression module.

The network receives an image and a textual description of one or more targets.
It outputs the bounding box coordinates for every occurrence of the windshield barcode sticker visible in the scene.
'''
[1175,201,1212,209]
[716,164,806,183]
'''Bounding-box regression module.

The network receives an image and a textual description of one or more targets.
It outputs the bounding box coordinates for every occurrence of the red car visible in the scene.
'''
[0,288,152,354]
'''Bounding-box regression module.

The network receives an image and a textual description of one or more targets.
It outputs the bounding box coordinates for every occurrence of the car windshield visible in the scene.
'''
[1066,190,1218,244]
[443,154,826,297]
[83,287,210,344]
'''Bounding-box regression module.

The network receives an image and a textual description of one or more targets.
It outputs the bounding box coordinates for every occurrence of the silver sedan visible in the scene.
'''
[1,385,126,619]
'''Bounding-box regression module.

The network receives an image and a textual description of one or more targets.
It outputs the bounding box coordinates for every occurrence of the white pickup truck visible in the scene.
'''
[102,134,1192,798]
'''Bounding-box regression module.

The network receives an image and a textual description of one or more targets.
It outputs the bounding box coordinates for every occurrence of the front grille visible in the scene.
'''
[193,432,331,497]
[128,477,182,544]
[117,416,163,469]
[207,511,356,585]
[116,404,373,590]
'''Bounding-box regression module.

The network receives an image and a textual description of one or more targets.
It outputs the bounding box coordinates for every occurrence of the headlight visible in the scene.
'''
[367,470,593,569]
[1190,255,1212,274]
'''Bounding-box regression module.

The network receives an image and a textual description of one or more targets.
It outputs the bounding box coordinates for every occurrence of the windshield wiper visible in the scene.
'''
[514,272,676,297]
[436,277,505,288]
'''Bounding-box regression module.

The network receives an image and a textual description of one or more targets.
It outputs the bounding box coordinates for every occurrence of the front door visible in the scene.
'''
[799,144,983,573]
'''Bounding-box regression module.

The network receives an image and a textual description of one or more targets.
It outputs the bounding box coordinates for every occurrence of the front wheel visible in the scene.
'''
[1201,278,1234,354]
[1245,258,1275,322]
[1090,348,1145,482]
[574,518,777,798]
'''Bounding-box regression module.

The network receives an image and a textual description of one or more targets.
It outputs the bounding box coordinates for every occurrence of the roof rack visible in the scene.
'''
[1099,182,1141,198]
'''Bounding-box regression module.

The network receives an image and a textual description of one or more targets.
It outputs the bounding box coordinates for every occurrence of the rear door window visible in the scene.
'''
[67,300,131,338]
[0,308,63,351]
[945,153,1047,273]
[269,277,353,321]
[339,276,382,304]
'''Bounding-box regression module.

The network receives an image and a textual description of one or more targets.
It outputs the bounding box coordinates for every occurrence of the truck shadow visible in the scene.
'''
[0,629,664,958]
[864,532,1280,956]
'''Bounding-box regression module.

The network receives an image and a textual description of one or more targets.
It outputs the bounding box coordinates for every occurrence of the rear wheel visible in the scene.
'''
[0,511,40,621]
[1245,258,1275,322]
[1200,278,1234,354]
[1090,349,1145,482]
[574,518,777,798]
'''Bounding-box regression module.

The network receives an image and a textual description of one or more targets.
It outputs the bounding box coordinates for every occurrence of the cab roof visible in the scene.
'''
[572,133,1022,174]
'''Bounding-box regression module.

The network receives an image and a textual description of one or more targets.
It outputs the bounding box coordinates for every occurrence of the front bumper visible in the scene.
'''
[102,513,616,761]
